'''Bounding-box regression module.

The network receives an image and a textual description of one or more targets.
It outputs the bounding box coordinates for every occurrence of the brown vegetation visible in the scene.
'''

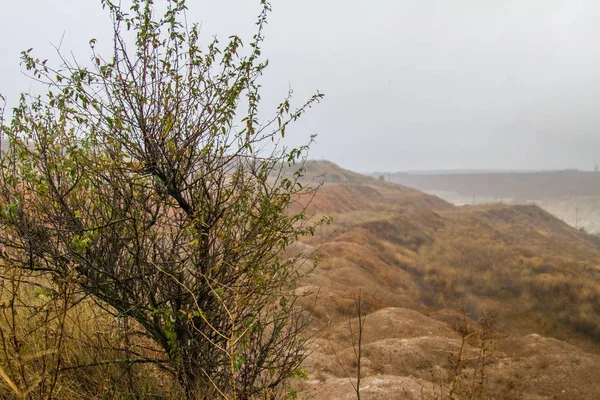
[2,160,600,398]
[294,161,600,399]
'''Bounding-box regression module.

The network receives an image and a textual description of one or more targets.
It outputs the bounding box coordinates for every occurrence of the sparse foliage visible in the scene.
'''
[0,0,326,397]
[329,291,370,400]
[423,311,495,400]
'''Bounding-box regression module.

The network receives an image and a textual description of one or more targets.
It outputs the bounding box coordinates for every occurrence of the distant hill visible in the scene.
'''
[281,159,377,185]
[387,170,600,200]
[293,162,600,398]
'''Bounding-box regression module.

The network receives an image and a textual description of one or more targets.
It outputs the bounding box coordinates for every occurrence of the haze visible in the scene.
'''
[1,0,599,172]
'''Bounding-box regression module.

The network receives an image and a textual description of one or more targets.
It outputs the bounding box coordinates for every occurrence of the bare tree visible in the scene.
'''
[0,0,327,397]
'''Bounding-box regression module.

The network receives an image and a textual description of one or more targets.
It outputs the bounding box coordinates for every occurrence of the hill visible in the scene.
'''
[384,169,600,233]
[387,170,600,200]
[293,161,600,399]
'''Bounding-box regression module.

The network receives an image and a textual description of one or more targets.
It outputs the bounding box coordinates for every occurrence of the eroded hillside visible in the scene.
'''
[294,161,600,399]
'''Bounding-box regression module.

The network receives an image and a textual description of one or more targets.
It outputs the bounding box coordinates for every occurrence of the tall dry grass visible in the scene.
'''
[0,267,180,399]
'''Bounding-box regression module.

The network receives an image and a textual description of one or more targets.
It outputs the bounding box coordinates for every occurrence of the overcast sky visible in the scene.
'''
[2,0,600,172]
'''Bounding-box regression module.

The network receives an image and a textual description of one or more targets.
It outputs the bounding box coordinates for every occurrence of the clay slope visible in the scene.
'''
[298,308,600,400]
[294,161,600,399]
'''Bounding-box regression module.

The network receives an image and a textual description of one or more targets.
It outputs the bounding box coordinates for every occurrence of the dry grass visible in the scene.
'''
[299,165,600,354]
[0,268,180,399]
[411,206,600,352]
[2,161,600,398]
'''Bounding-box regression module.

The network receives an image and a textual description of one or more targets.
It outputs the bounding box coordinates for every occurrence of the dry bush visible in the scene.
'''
[421,312,496,400]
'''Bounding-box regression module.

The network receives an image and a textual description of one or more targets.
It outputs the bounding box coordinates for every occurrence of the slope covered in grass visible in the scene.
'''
[295,161,600,399]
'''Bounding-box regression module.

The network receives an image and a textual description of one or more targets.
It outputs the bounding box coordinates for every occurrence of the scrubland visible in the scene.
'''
[295,162,600,399]
[2,161,600,399]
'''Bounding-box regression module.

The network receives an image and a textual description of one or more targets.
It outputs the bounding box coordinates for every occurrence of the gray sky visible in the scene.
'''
[2,0,600,172]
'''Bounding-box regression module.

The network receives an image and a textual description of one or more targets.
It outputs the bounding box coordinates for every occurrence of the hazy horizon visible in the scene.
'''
[2,1,600,172]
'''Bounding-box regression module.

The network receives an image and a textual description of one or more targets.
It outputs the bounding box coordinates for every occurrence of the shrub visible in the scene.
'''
[0,0,327,397]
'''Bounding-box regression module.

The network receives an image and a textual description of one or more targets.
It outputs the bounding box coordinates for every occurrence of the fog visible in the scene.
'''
[2,0,600,172]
